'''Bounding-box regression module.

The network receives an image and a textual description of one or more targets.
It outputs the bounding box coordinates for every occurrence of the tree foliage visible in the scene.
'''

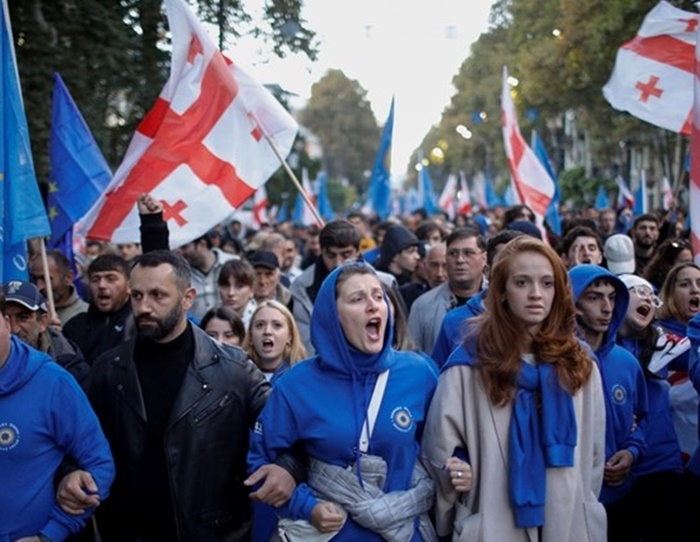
[300,69,380,197]
[8,0,316,185]
[419,0,696,206]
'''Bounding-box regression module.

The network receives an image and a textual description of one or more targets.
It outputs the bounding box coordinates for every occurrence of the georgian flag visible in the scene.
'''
[457,173,472,215]
[501,66,555,226]
[438,173,457,219]
[252,184,269,227]
[662,176,675,210]
[77,0,298,248]
[603,1,697,135]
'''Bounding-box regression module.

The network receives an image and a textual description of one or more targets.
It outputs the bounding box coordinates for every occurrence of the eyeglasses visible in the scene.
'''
[447,248,484,259]
[670,240,690,250]
[628,285,663,308]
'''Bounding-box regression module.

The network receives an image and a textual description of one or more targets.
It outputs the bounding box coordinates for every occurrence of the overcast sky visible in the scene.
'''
[232,0,497,177]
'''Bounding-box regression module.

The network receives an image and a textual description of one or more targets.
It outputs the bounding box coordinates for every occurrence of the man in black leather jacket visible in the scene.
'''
[58,250,302,541]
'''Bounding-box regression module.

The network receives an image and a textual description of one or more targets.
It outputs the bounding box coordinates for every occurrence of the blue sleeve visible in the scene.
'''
[688,315,700,393]
[624,365,648,462]
[431,322,452,369]
[42,371,115,542]
[248,385,318,520]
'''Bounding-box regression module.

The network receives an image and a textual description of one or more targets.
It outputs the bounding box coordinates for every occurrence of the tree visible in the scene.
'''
[300,69,380,197]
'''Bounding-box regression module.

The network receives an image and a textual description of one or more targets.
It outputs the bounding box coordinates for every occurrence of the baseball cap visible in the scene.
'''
[3,280,48,312]
[604,234,635,275]
[248,250,279,270]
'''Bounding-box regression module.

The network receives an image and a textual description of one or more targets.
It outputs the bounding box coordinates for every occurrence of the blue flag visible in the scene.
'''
[316,171,334,221]
[276,200,289,223]
[532,130,561,235]
[634,172,648,216]
[595,185,610,210]
[367,97,394,219]
[48,72,111,248]
[418,152,437,215]
[484,161,503,208]
[1,3,51,282]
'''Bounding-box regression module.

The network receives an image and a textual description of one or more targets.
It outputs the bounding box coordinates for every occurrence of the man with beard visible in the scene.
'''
[29,250,88,326]
[59,250,301,541]
[630,213,660,275]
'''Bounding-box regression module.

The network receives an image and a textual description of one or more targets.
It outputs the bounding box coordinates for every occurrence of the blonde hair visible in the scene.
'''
[243,299,307,369]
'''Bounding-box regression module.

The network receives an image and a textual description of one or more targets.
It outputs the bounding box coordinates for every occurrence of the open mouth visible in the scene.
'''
[689,297,700,312]
[261,338,274,349]
[636,305,651,317]
[366,317,382,340]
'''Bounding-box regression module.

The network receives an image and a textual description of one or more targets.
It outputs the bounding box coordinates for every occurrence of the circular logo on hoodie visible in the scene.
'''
[0,422,19,451]
[391,407,414,432]
[612,384,627,405]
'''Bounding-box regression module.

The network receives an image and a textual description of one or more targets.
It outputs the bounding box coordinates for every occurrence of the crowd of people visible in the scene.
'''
[1,195,699,542]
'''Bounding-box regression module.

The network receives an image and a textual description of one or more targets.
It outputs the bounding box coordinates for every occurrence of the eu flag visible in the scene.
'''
[1,2,51,281]
[316,171,334,221]
[367,97,394,219]
[49,72,111,248]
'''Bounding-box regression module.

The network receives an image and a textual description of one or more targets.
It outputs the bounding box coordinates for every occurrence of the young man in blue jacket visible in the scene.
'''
[0,289,114,541]
[569,264,648,540]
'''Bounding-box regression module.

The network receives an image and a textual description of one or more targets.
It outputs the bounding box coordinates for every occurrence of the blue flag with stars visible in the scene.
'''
[1,2,50,282]
[48,72,111,248]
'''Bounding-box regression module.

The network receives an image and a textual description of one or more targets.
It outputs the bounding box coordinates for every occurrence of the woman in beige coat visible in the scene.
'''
[422,237,607,541]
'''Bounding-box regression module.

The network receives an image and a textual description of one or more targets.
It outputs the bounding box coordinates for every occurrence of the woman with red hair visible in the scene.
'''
[422,237,607,541]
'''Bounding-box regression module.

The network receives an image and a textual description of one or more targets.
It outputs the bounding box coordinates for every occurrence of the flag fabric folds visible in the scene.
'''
[367,97,394,220]
[316,171,335,221]
[662,177,674,210]
[1,1,51,282]
[457,173,472,216]
[438,173,457,219]
[603,1,697,135]
[595,185,610,210]
[252,184,269,227]
[616,176,635,209]
[634,171,648,216]
[293,168,318,226]
[532,130,561,235]
[78,0,298,248]
[418,153,438,215]
[501,66,556,226]
[49,72,112,248]
[690,18,700,263]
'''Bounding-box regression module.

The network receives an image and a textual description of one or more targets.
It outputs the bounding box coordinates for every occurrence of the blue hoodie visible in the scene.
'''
[248,263,438,541]
[430,289,486,368]
[569,265,648,503]
[684,313,700,475]
[0,336,114,542]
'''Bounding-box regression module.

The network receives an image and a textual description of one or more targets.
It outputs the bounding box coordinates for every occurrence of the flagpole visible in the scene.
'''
[38,240,59,323]
[263,134,325,228]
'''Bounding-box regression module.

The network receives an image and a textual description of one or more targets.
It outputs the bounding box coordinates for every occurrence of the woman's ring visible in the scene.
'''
[457,471,463,478]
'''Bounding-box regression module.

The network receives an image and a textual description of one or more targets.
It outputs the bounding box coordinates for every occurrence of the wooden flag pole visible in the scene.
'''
[263,133,325,228]
[38,240,59,323]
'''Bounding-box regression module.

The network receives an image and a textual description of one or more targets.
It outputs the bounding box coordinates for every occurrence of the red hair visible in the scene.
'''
[468,237,592,405]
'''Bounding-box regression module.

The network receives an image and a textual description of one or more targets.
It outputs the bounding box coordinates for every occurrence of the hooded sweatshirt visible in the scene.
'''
[569,265,648,503]
[248,262,438,541]
[0,336,114,541]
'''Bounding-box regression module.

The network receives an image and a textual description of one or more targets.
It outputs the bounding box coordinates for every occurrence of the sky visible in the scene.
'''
[232,0,498,178]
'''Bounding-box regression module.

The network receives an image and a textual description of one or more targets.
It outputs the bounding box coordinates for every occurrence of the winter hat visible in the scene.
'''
[378,225,420,266]
[505,220,543,240]
[604,234,635,275]
[618,273,654,293]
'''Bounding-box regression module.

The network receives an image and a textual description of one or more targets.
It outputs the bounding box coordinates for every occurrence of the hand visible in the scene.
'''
[310,501,345,533]
[445,456,473,493]
[47,314,62,332]
[137,193,163,215]
[244,464,296,507]
[604,449,634,486]
[57,470,100,515]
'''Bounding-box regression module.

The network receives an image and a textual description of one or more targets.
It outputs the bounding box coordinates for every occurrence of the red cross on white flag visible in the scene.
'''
[603,1,697,135]
[77,0,298,248]
[252,184,269,227]
[457,173,472,216]
[690,14,700,264]
[501,66,555,226]
[438,173,457,220]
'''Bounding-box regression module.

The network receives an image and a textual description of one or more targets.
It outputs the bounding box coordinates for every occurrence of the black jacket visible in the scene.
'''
[87,325,298,541]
